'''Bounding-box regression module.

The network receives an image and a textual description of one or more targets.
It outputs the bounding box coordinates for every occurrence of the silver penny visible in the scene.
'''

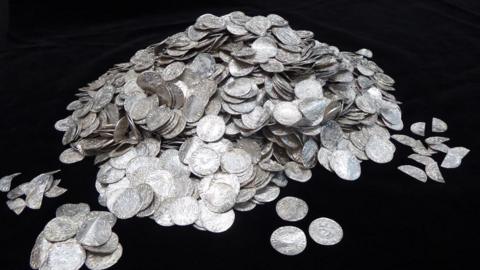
[270,226,307,256]
[275,196,308,222]
[196,115,226,142]
[190,147,220,176]
[40,239,86,270]
[308,217,343,246]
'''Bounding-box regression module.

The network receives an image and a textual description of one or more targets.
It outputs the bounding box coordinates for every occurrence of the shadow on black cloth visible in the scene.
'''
[0,0,479,269]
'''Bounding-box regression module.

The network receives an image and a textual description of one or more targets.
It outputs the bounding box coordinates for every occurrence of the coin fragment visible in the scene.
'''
[6,197,27,215]
[398,165,428,182]
[0,172,21,192]
[410,122,426,136]
[432,117,448,133]
[441,147,470,169]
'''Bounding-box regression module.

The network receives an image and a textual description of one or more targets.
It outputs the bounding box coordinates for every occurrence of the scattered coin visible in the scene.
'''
[275,196,308,222]
[5,170,65,214]
[397,165,428,182]
[410,122,426,136]
[270,226,307,256]
[0,172,21,192]
[432,117,448,133]
[308,217,343,246]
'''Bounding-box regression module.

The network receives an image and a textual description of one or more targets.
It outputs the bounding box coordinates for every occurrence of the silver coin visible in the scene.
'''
[196,115,226,142]
[0,172,21,192]
[294,78,323,99]
[85,244,123,270]
[198,200,235,233]
[76,214,112,247]
[162,61,185,81]
[270,226,307,256]
[168,196,200,226]
[441,146,470,169]
[220,148,252,174]
[275,196,308,222]
[410,122,426,136]
[365,135,395,164]
[189,147,220,176]
[41,239,86,270]
[283,162,312,182]
[273,102,302,126]
[106,187,142,219]
[398,165,427,182]
[6,197,27,215]
[59,148,85,164]
[308,217,343,245]
[43,216,78,242]
[329,150,361,180]
[432,117,448,133]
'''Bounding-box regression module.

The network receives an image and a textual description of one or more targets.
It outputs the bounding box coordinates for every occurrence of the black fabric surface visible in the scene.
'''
[1,1,479,269]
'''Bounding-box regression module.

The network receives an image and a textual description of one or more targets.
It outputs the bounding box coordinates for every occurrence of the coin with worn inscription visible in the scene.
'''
[270,226,307,256]
[308,217,343,246]
[275,196,308,222]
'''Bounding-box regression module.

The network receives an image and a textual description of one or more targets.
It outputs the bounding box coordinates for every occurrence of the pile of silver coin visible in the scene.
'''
[30,203,123,270]
[0,11,471,269]
[54,11,404,231]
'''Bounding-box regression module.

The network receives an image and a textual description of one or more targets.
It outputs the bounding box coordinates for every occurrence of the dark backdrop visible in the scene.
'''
[1,0,479,269]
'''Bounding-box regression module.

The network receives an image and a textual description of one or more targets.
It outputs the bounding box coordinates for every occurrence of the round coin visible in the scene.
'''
[196,115,226,142]
[275,196,308,222]
[308,217,343,246]
[270,226,307,256]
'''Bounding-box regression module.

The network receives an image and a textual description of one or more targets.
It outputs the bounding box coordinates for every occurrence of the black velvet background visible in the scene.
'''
[1,1,479,269]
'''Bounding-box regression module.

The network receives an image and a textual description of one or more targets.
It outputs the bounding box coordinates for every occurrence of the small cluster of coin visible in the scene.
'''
[30,203,123,270]
[0,170,66,215]
[270,196,343,255]
[392,117,470,182]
